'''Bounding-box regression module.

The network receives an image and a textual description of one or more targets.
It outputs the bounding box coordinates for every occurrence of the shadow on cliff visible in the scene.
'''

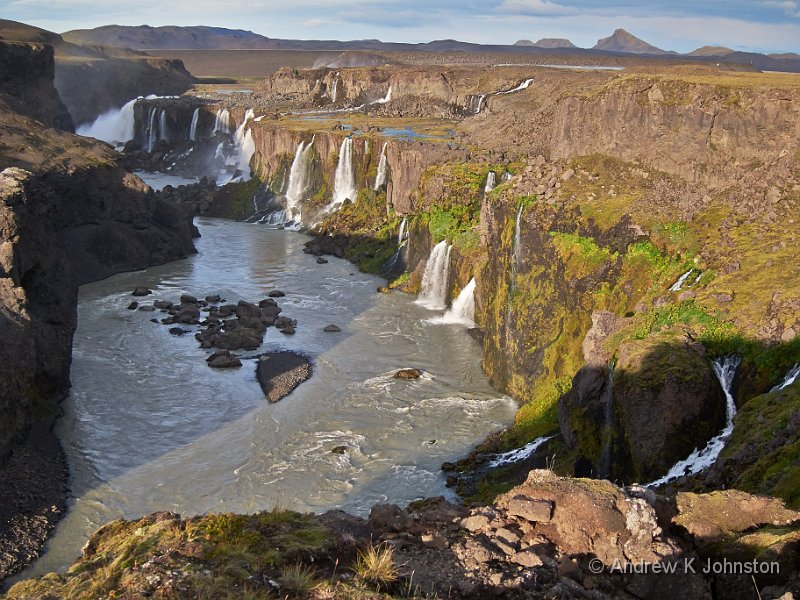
[458,335,800,507]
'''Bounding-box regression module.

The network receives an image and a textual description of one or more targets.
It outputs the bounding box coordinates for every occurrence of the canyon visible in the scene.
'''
[0,17,799,600]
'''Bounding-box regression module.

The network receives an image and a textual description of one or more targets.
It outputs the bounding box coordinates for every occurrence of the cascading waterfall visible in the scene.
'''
[434,278,477,326]
[484,171,497,195]
[384,216,408,271]
[373,86,393,105]
[416,241,452,310]
[329,136,357,210]
[284,137,315,223]
[213,108,231,135]
[669,269,694,292]
[374,142,389,190]
[496,78,535,95]
[510,201,525,289]
[647,355,741,488]
[772,363,800,392]
[488,435,554,468]
[76,98,137,147]
[597,360,616,479]
[330,74,340,103]
[188,108,200,141]
[233,109,256,179]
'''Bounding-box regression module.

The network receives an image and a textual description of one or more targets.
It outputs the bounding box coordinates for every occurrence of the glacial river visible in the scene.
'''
[25,216,516,575]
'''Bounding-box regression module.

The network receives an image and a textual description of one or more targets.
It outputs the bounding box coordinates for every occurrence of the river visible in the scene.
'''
[24,216,516,576]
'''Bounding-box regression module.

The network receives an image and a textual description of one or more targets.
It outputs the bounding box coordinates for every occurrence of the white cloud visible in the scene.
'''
[762,1,800,16]
[497,0,576,16]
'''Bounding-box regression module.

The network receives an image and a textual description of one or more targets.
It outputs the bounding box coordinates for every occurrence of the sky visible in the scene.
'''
[3,0,800,54]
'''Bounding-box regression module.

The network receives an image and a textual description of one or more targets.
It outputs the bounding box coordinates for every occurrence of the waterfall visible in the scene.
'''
[76,98,137,147]
[233,109,255,179]
[374,142,388,190]
[647,355,741,488]
[484,171,497,195]
[158,109,168,142]
[434,278,477,326]
[597,361,616,479]
[669,269,694,292]
[510,202,525,289]
[146,107,159,152]
[213,108,231,135]
[330,74,340,103]
[189,108,200,141]
[488,435,554,468]
[496,78,535,95]
[772,363,800,392]
[416,241,452,310]
[471,94,487,114]
[373,86,393,105]
[384,216,408,271]
[330,136,357,209]
[285,137,315,222]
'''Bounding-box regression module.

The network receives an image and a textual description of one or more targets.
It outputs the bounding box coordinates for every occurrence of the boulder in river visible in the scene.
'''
[394,368,423,380]
[316,257,328,264]
[205,295,221,303]
[206,350,242,369]
[180,294,198,304]
[268,290,286,298]
[256,351,312,402]
[132,287,152,297]
[323,324,342,332]
[153,300,173,310]
[127,301,139,310]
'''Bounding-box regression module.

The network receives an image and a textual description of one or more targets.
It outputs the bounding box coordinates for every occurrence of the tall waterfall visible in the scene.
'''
[233,109,256,178]
[434,278,477,326]
[597,361,616,479]
[330,74,340,103]
[76,98,137,147]
[484,171,497,194]
[188,108,200,141]
[213,108,231,135]
[158,109,168,142]
[510,202,525,290]
[373,86,393,105]
[416,241,452,310]
[284,137,315,222]
[145,107,159,152]
[374,142,389,190]
[772,363,800,392]
[647,355,741,488]
[330,137,357,209]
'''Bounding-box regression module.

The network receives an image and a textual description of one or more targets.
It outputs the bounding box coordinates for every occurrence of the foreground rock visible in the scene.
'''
[9,472,799,599]
[256,351,312,402]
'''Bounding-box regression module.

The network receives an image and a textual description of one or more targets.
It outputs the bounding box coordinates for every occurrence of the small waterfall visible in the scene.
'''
[484,171,497,195]
[330,136,357,209]
[373,86,393,104]
[330,74,340,103]
[285,137,315,222]
[510,201,525,288]
[384,216,408,271]
[213,108,231,135]
[467,94,487,114]
[434,278,477,326]
[416,241,452,310]
[597,360,616,479]
[233,109,256,179]
[488,435,554,468]
[772,363,800,392]
[189,108,200,141]
[146,107,159,152]
[374,142,388,190]
[76,98,137,147]
[496,78,535,95]
[647,355,741,488]
[669,269,694,292]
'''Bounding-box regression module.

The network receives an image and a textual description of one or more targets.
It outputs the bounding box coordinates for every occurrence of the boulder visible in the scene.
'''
[206,350,241,369]
[205,295,221,303]
[323,324,341,332]
[256,351,311,402]
[268,290,286,298]
[179,294,198,304]
[132,287,152,296]
[127,301,139,310]
[394,368,423,380]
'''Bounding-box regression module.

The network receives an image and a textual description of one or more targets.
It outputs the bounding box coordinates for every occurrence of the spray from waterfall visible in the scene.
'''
[374,142,389,190]
[76,98,137,147]
[432,278,477,326]
[647,355,741,488]
[416,241,452,310]
[597,360,616,479]
[772,363,800,392]
[189,108,200,141]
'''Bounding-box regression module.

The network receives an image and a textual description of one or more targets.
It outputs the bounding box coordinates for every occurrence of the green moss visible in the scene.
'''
[549,231,617,278]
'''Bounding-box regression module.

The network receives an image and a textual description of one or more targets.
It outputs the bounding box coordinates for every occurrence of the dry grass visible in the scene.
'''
[354,543,398,592]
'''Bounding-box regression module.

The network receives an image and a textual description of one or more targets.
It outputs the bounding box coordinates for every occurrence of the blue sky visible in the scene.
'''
[3,0,800,53]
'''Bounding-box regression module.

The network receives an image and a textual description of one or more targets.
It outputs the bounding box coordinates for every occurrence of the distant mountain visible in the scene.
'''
[688,46,735,57]
[515,38,577,49]
[63,25,278,50]
[769,52,800,60]
[0,18,107,58]
[593,29,669,55]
